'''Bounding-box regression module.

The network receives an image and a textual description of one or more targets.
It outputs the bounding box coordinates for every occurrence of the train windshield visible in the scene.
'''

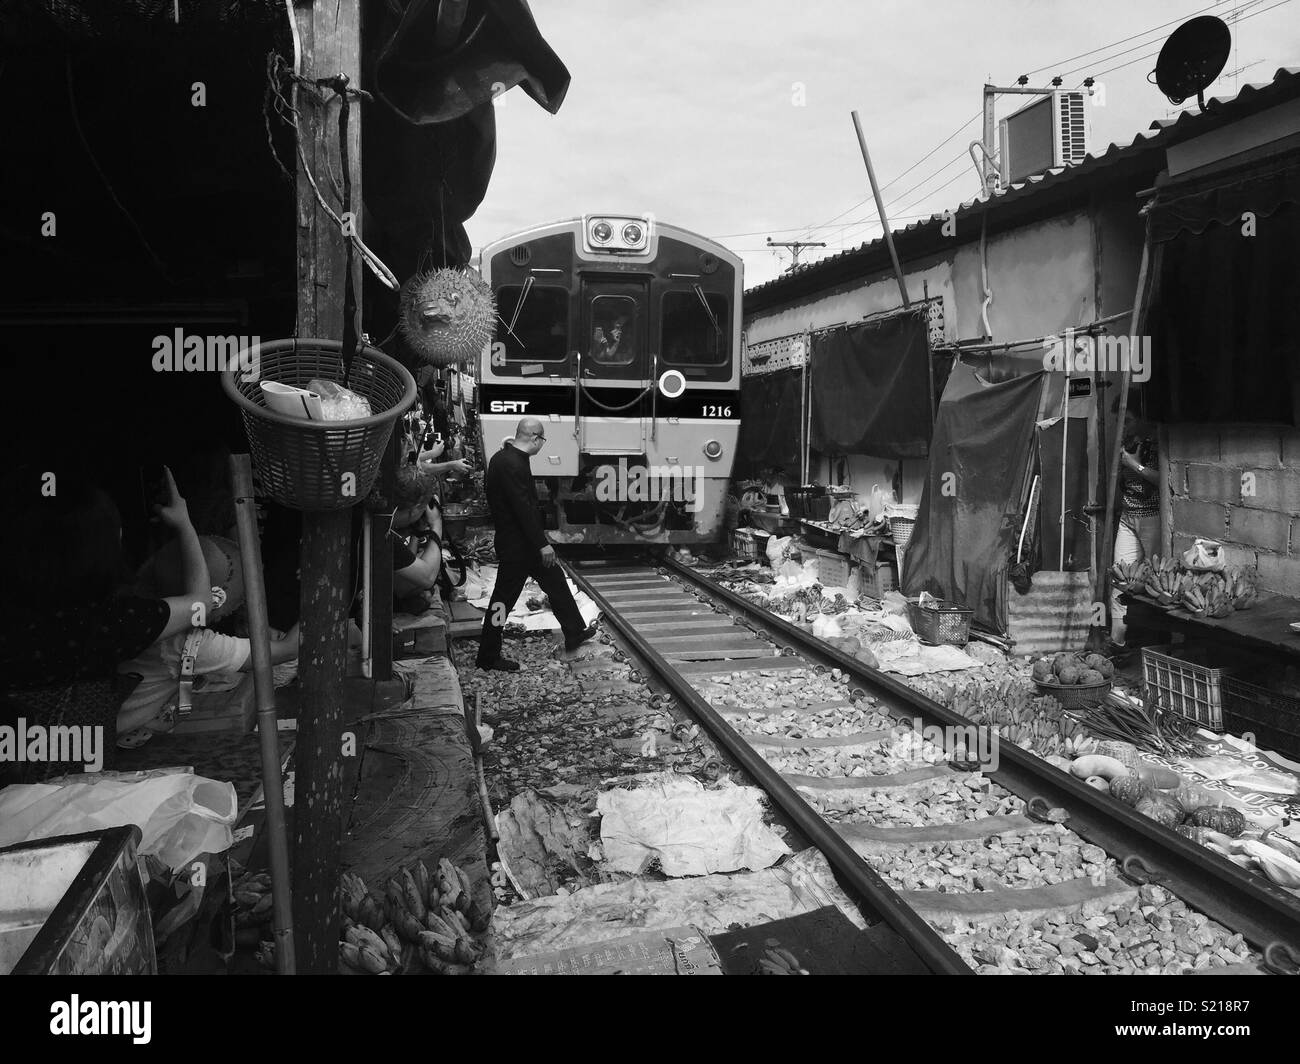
[661,289,728,366]
[497,284,569,362]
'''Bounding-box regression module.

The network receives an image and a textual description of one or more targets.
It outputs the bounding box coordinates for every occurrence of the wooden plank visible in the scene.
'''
[782,766,954,790]
[674,657,804,676]
[292,0,364,975]
[747,730,891,750]
[647,634,756,651]
[664,646,773,661]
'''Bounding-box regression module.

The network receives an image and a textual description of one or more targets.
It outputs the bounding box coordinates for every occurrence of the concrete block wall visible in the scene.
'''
[1166,424,1300,596]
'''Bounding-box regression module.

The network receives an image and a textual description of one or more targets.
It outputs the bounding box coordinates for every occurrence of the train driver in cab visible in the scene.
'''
[590,315,631,365]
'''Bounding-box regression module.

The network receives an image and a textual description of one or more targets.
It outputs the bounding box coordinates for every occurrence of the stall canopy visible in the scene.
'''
[737,368,804,478]
[809,308,932,459]
[902,357,1044,634]
[1145,150,1300,425]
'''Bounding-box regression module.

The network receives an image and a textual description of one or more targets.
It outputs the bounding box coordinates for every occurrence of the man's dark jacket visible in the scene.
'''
[485,443,548,561]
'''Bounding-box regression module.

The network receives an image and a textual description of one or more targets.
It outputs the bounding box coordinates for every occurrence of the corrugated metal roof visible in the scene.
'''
[746,67,1300,301]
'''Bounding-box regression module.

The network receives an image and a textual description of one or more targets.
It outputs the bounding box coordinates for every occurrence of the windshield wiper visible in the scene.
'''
[693,284,723,337]
[503,275,534,348]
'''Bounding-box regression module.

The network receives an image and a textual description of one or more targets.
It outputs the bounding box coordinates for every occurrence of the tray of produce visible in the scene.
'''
[1032,652,1115,708]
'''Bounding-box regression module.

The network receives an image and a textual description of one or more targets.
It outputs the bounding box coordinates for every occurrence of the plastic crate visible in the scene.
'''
[1222,677,1300,761]
[815,548,851,588]
[1140,644,1233,730]
[730,528,770,562]
[906,599,973,646]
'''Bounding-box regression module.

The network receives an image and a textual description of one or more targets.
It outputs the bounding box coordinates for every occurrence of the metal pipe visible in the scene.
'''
[565,562,971,975]
[360,516,372,679]
[851,111,910,309]
[1059,378,1071,570]
[230,454,295,974]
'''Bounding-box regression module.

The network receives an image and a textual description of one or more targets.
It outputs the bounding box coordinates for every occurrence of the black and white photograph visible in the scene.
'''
[0,0,1298,1029]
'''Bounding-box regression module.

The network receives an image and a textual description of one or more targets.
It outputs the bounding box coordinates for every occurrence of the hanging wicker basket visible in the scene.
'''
[221,338,416,512]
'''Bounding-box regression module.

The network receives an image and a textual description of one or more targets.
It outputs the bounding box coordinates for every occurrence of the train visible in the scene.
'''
[476,214,741,545]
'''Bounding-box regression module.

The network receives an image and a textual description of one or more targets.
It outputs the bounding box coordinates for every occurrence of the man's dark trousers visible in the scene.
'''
[477,556,586,664]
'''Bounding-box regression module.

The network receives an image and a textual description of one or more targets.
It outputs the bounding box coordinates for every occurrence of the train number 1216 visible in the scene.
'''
[701,405,732,418]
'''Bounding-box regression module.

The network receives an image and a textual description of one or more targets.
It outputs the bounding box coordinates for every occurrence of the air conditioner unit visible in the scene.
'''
[998,90,1089,185]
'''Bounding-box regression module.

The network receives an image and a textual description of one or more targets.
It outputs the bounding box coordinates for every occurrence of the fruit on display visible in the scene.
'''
[1070,754,1131,781]
[1034,652,1112,687]
[1225,567,1257,610]
[1109,558,1150,591]
[1084,775,1111,792]
[1188,805,1246,837]
[337,856,488,975]
[1109,775,1151,806]
[1135,792,1187,829]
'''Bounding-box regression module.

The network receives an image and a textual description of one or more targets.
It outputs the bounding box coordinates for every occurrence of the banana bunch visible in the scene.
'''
[1203,583,1235,619]
[339,871,386,933]
[382,857,487,974]
[1109,558,1150,591]
[758,945,809,975]
[1181,584,1210,614]
[1143,561,1185,605]
[340,922,399,974]
[1225,566,1258,610]
[1062,733,1098,759]
[233,872,274,926]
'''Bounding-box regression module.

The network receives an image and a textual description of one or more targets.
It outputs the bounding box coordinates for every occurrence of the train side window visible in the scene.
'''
[662,290,728,366]
[497,285,569,362]
[589,295,637,366]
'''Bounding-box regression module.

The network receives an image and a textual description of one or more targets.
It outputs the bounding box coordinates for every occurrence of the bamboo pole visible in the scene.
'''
[851,111,909,309]
[230,454,295,974]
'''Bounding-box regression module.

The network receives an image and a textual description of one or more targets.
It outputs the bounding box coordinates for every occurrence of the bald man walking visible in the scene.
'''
[477,418,596,670]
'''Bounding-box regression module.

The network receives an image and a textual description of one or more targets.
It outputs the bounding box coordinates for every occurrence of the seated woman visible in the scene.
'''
[390,462,447,615]
[0,468,212,781]
[115,535,301,748]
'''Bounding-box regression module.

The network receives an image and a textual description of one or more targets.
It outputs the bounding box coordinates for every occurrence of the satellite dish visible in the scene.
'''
[1152,15,1231,111]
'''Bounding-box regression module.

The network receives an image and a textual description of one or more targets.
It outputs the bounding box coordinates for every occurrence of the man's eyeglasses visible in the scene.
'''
[532,431,547,441]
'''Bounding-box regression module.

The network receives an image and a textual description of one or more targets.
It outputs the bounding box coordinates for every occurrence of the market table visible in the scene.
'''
[1122,590,1300,663]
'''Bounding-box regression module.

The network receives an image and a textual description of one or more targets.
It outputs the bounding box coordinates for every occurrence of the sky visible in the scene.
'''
[466,0,1300,289]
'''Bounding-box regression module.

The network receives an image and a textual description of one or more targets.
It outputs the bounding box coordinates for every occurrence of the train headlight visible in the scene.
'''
[591,221,612,243]
[622,223,643,245]
[703,439,724,460]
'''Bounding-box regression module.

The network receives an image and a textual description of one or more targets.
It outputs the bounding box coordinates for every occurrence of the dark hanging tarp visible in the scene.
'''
[1145,200,1300,426]
[809,309,931,459]
[736,368,803,477]
[365,0,572,272]
[1147,151,1300,243]
[902,358,1044,634]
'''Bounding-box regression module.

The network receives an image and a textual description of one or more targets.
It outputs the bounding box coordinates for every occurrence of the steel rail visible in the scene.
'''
[663,556,1300,961]
[566,560,973,976]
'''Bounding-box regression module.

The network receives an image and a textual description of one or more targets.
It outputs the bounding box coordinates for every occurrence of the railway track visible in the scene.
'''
[563,556,1300,976]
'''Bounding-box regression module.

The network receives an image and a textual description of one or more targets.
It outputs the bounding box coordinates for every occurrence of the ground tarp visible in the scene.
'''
[809,309,932,459]
[902,358,1044,634]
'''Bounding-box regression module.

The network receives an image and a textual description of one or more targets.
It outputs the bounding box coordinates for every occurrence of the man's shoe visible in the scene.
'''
[564,623,599,653]
[477,657,520,672]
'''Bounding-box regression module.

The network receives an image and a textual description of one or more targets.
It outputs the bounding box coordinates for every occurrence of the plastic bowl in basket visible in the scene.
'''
[1034,677,1112,709]
[222,338,416,511]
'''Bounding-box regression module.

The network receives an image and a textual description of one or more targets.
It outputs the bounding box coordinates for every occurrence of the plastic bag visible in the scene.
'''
[0,769,238,873]
[1182,538,1225,572]
[308,378,373,421]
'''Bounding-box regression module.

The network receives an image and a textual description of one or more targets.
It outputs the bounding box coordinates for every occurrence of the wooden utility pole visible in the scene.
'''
[292,0,363,973]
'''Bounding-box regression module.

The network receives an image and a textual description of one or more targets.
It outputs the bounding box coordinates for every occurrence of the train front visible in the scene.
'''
[477,214,741,546]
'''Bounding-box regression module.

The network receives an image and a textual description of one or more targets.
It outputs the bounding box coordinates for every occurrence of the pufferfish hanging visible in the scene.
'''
[398,266,496,366]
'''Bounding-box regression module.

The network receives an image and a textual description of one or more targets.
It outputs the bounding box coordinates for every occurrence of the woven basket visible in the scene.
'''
[222,339,416,511]
[1035,678,1113,709]
[885,503,919,549]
